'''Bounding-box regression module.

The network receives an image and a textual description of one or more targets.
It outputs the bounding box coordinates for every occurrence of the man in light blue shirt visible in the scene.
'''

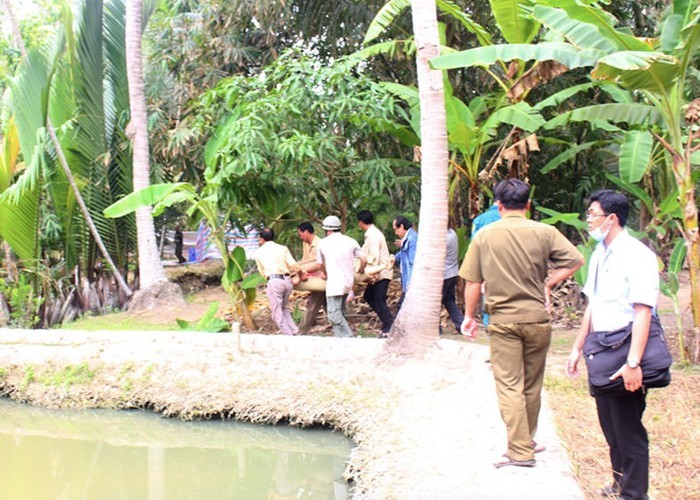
[392,215,418,309]
[472,203,501,325]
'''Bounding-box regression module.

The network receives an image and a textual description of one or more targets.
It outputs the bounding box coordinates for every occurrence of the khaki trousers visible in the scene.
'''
[299,292,326,334]
[488,322,551,461]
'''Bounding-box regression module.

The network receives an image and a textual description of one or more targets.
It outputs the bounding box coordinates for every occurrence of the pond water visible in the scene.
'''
[0,399,353,499]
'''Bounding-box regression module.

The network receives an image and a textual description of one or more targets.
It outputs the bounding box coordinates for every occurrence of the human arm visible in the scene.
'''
[357,253,368,274]
[285,249,306,280]
[461,281,482,339]
[566,305,591,377]
[608,303,652,391]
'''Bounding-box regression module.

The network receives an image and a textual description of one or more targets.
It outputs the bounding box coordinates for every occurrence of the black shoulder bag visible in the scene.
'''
[583,315,672,395]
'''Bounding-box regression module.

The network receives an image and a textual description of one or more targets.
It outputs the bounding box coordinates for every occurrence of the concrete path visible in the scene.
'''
[0,329,583,499]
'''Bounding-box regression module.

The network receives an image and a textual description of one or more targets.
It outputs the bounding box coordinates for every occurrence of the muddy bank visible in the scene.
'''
[0,329,582,499]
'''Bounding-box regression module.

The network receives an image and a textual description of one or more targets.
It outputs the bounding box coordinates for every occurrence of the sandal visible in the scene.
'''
[494,455,536,469]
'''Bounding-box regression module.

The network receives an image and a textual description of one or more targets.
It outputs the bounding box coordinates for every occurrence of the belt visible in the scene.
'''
[268,273,290,280]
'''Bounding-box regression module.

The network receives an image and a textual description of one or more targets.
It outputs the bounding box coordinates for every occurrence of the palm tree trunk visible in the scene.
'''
[126,0,167,289]
[2,0,132,298]
[385,0,449,357]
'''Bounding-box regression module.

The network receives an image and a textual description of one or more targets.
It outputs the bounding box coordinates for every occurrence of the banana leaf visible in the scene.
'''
[592,51,680,94]
[618,130,653,183]
[431,42,603,71]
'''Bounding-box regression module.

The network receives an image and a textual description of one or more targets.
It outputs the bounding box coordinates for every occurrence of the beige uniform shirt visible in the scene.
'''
[300,235,321,275]
[255,241,301,278]
[459,213,583,324]
[362,224,393,281]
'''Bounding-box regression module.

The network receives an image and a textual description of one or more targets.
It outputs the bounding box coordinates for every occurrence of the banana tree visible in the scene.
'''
[363,0,588,219]
[104,183,265,330]
[661,238,689,364]
[429,0,700,361]
[530,0,700,361]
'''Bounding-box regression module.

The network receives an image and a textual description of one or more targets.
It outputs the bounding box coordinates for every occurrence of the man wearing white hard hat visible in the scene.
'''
[317,215,367,337]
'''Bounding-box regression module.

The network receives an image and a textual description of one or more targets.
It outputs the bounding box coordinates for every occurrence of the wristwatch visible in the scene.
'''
[626,359,640,369]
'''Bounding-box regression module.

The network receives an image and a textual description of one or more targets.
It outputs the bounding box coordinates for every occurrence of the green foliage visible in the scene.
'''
[104,182,263,323]
[38,362,96,388]
[20,365,36,390]
[660,238,689,363]
[0,275,43,328]
[1,0,139,283]
[176,302,231,332]
[195,49,412,225]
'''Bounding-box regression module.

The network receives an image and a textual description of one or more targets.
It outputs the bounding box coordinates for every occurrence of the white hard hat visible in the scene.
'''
[322,215,341,230]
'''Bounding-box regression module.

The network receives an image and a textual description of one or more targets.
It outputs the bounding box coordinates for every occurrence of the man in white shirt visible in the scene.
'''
[254,227,304,335]
[317,215,367,338]
[566,190,659,500]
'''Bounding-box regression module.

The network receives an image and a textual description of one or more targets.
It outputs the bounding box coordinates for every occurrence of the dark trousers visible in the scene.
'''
[595,390,649,500]
[363,279,393,333]
[441,276,464,331]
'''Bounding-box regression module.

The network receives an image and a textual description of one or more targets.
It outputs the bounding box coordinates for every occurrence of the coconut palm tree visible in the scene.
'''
[385,0,449,355]
[125,0,167,291]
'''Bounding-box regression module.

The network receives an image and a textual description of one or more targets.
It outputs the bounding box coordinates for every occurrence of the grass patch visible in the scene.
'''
[37,363,96,388]
[65,313,178,331]
[546,351,700,499]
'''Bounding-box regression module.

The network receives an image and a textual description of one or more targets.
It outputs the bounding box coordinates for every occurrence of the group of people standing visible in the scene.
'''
[255,209,462,339]
[255,178,660,499]
[459,179,660,499]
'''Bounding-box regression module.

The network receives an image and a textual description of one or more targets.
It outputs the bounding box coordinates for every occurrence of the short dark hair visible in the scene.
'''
[260,227,275,242]
[357,210,374,225]
[394,215,413,230]
[589,190,629,227]
[494,179,530,209]
[297,222,314,234]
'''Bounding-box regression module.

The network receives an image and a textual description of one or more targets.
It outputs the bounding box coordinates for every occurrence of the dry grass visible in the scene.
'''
[545,329,700,499]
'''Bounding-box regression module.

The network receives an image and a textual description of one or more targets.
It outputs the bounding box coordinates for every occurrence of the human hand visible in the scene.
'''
[565,349,581,378]
[610,364,643,392]
[460,317,478,339]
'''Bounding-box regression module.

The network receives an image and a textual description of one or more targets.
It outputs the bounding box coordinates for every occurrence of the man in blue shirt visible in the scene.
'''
[472,203,501,234]
[472,203,501,325]
[392,215,418,309]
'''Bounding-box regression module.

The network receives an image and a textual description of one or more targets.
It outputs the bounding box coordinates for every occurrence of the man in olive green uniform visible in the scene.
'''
[459,179,584,468]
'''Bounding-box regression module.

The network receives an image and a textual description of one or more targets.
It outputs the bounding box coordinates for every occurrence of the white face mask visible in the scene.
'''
[588,217,612,242]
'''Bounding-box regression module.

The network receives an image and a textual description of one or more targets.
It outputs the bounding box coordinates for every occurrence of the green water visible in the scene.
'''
[0,399,352,499]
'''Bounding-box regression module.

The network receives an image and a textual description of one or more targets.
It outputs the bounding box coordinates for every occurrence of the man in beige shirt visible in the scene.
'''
[255,227,303,335]
[357,210,394,336]
[296,222,326,334]
[460,179,584,469]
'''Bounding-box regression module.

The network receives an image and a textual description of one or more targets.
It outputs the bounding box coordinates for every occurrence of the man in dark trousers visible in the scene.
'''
[566,190,659,500]
[174,224,186,264]
[460,179,584,468]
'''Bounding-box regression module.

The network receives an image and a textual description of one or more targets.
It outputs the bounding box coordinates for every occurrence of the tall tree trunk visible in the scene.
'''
[125,0,166,289]
[385,0,449,357]
[1,0,132,298]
